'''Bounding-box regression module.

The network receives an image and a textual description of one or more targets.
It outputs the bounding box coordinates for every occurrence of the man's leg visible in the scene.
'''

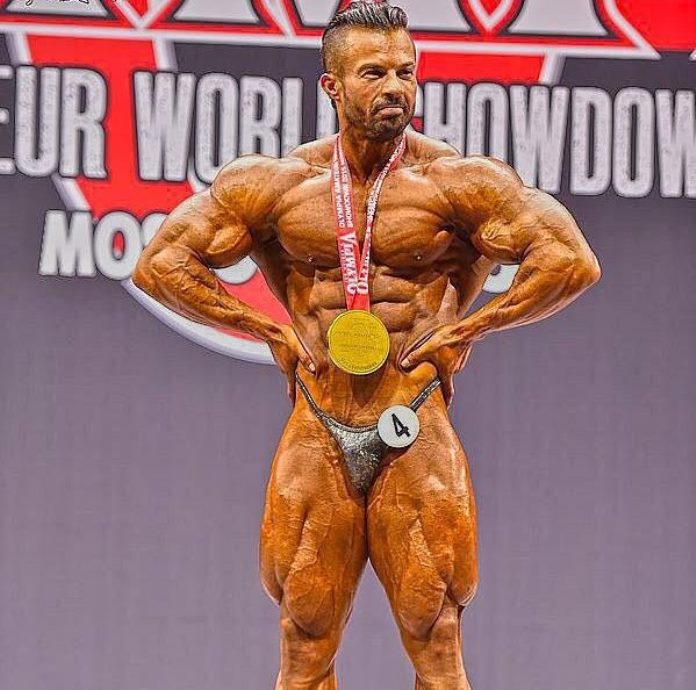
[367,391,479,690]
[260,402,367,690]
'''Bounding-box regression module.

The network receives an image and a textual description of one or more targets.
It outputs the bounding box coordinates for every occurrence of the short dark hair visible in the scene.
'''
[321,1,409,73]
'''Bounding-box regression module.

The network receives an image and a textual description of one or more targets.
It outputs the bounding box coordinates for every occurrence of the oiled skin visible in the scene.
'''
[252,132,497,417]
[132,27,601,690]
[132,129,600,690]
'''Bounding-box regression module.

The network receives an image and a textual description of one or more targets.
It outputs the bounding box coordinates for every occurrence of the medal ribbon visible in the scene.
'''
[331,134,405,311]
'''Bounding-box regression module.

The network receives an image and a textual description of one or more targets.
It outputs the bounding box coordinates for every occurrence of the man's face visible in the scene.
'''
[328,28,417,141]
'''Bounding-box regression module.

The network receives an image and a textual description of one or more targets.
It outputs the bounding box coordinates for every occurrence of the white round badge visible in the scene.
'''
[378,405,420,449]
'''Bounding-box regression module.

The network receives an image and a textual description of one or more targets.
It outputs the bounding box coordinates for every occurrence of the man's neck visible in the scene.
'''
[340,128,403,185]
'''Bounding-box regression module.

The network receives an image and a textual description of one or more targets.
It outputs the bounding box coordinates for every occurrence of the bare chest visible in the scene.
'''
[273,169,456,269]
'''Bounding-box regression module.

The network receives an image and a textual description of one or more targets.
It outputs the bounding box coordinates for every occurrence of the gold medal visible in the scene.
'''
[328,135,403,376]
[327,310,390,375]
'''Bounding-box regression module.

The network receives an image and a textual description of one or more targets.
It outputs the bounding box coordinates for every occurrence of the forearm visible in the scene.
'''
[132,245,283,344]
[450,246,600,343]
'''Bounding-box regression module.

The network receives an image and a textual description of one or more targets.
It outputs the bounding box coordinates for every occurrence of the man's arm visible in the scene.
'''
[132,155,315,392]
[445,156,601,343]
[133,156,276,337]
[403,155,601,401]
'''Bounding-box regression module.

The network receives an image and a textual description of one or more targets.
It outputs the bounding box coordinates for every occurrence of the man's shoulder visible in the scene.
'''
[406,129,461,165]
[211,152,316,209]
[425,151,526,223]
[405,131,510,184]
[286,136,335,168]
[425,149,523,194]
[215,152,314,187]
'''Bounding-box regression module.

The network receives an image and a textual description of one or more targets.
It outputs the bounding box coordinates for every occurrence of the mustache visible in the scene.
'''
[372,99,408,114]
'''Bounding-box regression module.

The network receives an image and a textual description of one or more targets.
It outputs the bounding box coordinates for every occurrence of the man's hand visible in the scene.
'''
[268,325,316,402]
[401,326,474,406]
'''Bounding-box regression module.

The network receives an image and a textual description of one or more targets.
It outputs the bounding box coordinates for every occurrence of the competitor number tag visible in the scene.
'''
[377,405,420,449]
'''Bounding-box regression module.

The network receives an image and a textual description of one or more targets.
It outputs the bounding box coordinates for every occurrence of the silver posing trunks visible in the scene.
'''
[295,376,442,495]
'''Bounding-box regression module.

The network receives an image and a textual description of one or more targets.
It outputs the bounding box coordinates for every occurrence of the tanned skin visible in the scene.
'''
[133,26,601,690]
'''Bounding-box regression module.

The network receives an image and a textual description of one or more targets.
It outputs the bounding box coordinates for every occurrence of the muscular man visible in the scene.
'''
[132,3,601,688]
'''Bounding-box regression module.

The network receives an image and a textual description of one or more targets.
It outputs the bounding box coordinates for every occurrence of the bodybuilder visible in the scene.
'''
[132,3,601,688]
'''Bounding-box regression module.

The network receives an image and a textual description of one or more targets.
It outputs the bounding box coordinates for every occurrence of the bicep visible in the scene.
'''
[470,188,587,267]
[442,157,592,266]
[140,153,289,272]
[142,188,253,270]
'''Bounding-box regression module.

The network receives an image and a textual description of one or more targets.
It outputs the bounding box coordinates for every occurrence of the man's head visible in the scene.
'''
[320,2,417,142]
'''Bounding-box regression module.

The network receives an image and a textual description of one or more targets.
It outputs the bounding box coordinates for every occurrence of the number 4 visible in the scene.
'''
[392,414,411,438]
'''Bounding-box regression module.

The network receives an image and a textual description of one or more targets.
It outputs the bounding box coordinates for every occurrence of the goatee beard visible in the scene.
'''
[365,119,410,142]
[344,101,412,141]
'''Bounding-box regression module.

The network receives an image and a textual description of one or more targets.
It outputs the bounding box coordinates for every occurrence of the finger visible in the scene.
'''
[292,336,316,374]
[401,352,416,369]
[401,346,427,369]
[406,328,438,355]
[299,352,316,374]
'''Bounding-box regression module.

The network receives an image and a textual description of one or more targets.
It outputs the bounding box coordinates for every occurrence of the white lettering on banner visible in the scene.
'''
[195,74,238,184]
[93,212,143,280]
[39,210,96,277]
[39,211,167,278]
[39,210,265,284]
[467,83,508,161]
[239,76,281,156]
[60,69,107,179]
[2,67,692,199]
[10,66,108,179]
[144,72,304,183]
[424,83,466,153]
[134,71,195,182]
[281,78,303,156]
[656,90,696,198]
[511,85,569,193]
[15,67,60,177]
[570,88,612,196]
[614,88,654,198]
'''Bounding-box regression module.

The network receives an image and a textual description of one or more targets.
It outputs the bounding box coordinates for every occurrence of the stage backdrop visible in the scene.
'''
[1,2,694,689]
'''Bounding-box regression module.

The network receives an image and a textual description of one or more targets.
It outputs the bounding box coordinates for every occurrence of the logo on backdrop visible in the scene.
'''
[0,1,693,362]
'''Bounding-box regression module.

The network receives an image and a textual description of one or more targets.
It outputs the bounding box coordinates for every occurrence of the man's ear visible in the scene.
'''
[320,72,340,105]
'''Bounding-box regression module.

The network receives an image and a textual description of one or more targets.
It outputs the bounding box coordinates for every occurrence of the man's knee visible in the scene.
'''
[279,613,339,687]
[394,579,447,641]
[278,566,347,684]
[399,602,468,689]
[392,561,477,642]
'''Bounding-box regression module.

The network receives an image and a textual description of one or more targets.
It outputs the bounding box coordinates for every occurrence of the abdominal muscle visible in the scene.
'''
[288,266,457,425]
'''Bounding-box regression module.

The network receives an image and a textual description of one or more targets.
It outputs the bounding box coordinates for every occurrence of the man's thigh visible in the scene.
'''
[260,404,368,637]
[366,394,478,640]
